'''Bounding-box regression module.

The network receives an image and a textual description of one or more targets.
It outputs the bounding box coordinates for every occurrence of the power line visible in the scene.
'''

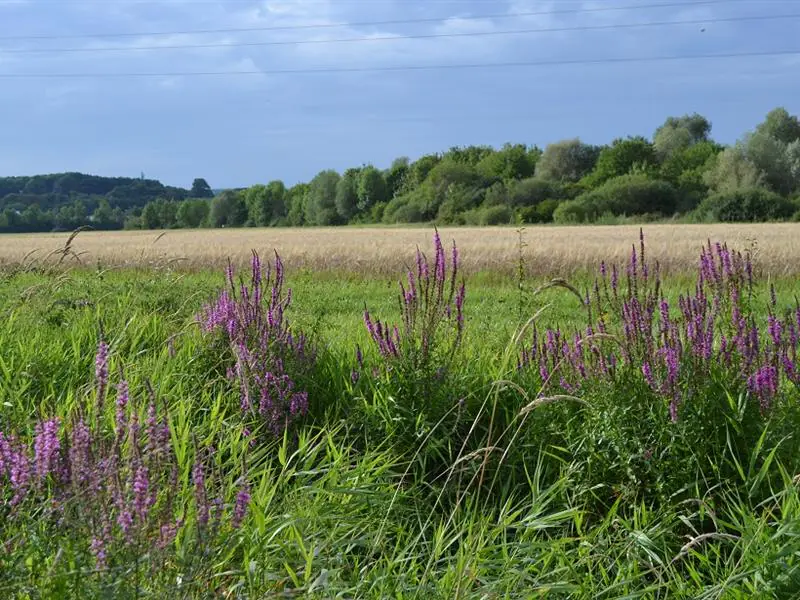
[0,0,785,3]
[1,49,797,78]
[1,13,793,55]
[0,0,772,41]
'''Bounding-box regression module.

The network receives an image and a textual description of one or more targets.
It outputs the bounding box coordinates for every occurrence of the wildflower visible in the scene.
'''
[193,458,209,529]
[232,482,251,528]
[33,418,60,482]
[115,381,129,439]
[95,340,110,409]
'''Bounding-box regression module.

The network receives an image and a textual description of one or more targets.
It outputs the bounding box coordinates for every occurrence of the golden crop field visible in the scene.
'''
[2,223,799,277]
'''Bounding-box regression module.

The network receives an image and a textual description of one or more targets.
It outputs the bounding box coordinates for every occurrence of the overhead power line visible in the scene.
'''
[1,13,794,55]
[0,0,772,41]
[0,49,797,78]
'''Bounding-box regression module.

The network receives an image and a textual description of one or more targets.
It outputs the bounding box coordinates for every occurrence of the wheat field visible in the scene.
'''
[2,224,799,276]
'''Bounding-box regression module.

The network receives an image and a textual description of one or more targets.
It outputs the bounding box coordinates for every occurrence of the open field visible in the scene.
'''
[4,223,800,276]
[3,230,800,597]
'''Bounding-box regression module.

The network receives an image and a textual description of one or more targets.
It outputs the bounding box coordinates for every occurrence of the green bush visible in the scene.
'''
[553,174,678,223]
[508,178,562,207]
[696,187,795,222]
[479,204,513,225]
[519,198,560,223]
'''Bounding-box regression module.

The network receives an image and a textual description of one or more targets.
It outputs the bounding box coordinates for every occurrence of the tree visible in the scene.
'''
[584,136,658,186]
[357,166,388,211]
[286,183,309,226]
[210,190,248,227]
[653,113,712,160]
[703,145,765,193]
[384,157,409,199]
[476,143,537,181]
[335,169,360,221]
[305,170,341,226]
[141,201,162,229]
[92,198,112,225]
[535,139,600,182]
[176,199,210,228]
[755,107,800,145]
[190,178,214,198]
[743,131,797,195]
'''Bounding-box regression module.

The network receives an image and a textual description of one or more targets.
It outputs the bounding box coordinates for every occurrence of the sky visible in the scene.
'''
[0,0,798,188]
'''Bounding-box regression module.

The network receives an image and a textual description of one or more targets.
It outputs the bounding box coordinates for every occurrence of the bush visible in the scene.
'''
[697,187,795,222]
[479,204,513,225]
[553,174,678,223]
[508,178,562,207]
[519,198,560,223]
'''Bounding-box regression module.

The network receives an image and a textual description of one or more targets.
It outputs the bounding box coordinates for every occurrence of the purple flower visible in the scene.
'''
[90,537,107,570]
[133,465,151,521]
[115,381,129,439]
[33,418,60,482]
[232,482,251,528]
[193,458,209,528]
[95,340,110,409]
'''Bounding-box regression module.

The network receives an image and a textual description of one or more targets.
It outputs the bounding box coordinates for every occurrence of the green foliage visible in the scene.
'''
[553,174,678,223]
[189,177,214,199]
[335,168,360,222]
[535,138,601,182]
[176,198,210,228]
[653,112,712,159]
[583,136,658,186]
[356,165,388,211]
[305,170,341,226]
[5,107,800,233]
[210,190,248,227]
[755,107,800,145]
[695,187,797,222]
[479,204,513,225]
[476,143,537,181]
[244,180,288,227]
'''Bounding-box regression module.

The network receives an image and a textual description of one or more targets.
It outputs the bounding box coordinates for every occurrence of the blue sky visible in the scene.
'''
[0,0,798,188]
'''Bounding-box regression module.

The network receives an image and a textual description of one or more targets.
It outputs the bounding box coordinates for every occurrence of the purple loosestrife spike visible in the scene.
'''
[115,382,129,440]
[69,419,91,487]
[669,395,679,423]
[232,482,251,528]
[768,316,782,347]
[133,465,151,522]
[600,261,607,278]
[95,340,110,411]
[9,441,31,505]
[33,418,60,483]
[193,458,209,528]
[90,537,107,570]
[642,362,656,390]
[117,509,134,539]
[0,432,10,477]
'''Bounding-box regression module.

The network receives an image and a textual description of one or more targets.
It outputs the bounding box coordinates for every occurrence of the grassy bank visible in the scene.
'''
[2,231,800,598]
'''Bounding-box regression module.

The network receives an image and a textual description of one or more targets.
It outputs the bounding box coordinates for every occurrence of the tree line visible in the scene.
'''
[2,107,800,234]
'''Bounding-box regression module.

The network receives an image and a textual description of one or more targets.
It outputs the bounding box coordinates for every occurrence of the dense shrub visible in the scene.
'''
[518,198,560,223]
[553,174,678,223]
[479,204,513,225]
[696,187,797,222]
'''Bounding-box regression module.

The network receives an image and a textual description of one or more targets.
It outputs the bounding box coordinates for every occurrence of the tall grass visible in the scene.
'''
[1,229,799,597]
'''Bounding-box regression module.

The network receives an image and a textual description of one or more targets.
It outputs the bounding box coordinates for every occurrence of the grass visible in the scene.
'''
[1,228,800,598]
[3,222,800,276]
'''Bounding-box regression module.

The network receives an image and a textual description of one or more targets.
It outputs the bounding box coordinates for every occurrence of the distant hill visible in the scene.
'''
[0,172,191,213]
